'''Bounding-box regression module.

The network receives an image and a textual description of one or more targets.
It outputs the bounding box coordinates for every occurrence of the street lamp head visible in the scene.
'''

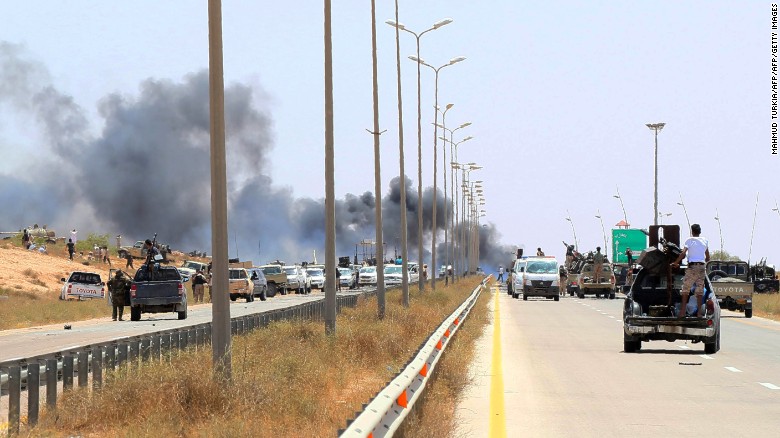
[613,194,621,199]
[566,217,572,222]
[462,136,474,142]
[459,122,472,129]
[677,202,684,206]
[449,56,466,65]
[646,122,666,131]
[408,55,424,64]
[445,103,454,110]
[433,18,453,29]
[385,20,404,30]
[595,215,601,219]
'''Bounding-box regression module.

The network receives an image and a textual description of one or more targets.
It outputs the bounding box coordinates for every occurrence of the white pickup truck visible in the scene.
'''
[60,271,105,300]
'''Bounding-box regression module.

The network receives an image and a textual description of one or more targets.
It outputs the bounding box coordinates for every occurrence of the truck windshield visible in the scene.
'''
[69,273,101,284]
[526,261,558,274]
[262,266,281,274]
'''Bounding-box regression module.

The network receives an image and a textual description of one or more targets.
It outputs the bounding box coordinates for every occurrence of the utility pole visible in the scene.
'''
[324,0,336,334]
[369,0,385,318]
[208,0,231,380]
[392,0,409,307]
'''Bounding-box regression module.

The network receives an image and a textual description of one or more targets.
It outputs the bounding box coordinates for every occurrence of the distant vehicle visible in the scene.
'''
[177,260,209,280]
[706,260,753,318]
[338,267,355,289]
[438,265,452,278]
[510,258,527,299]
[228,267,254,302]
[750,259,778,293]
[118,240,170,262]
[306,268,325,290]
[60,271,105,300]
[259,264,288,297]
[520,257,560,301]
[129,265,188,321]
[248,268,268,301]
[384,265,404,286]
[283,265,310,294]
[623,225,721,354]
[359,266,378,286]
[576,262,616,299]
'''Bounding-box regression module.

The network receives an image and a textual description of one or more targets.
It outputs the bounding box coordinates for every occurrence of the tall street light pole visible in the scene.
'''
[646,122,666,226]
[714,209,724,257]
[411,56,466,291]
[323,0,337,333]
[677,192,691,231]
[595,210,608,258]
[386,18,452,292]
[613,186,628,226]
[436,104,453,285]
[208,0,231,380]
[437,123,471,284]
[391,0,409,307]
[369,0,385,318]
[565,211,579,250]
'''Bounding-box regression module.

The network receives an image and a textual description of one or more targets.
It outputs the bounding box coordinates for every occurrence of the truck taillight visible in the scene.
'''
[178,282,184,295]
[130,284,137,298]
[100,286,105,297]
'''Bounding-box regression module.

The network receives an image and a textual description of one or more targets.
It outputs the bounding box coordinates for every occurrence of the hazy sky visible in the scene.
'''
[1,2,777,265]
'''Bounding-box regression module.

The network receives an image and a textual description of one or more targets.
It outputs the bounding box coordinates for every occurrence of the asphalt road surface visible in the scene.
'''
[455,284,780,437]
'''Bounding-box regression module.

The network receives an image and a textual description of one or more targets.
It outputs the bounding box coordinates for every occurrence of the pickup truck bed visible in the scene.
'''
[130,266,188,321]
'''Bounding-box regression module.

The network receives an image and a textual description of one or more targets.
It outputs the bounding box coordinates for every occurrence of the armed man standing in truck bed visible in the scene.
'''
[671,223,710,317]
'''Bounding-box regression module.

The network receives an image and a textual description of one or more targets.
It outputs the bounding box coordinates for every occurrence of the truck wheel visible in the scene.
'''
[708,270,728,281]
[745,308,753,318]
[178,308,187,320]
[554,295,560,302]
[704,329,720,354]
[609,293,616,300]
[247,294,254,303]
[577,292,585,299]
[267,283,277,298]
[230,294,237,302]
[595,293,601,298]
[130,306,141,321]
[623,339,640,353]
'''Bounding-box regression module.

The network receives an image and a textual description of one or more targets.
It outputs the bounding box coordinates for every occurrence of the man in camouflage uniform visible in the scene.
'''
[108,271,130,321]
[593,247,604,283]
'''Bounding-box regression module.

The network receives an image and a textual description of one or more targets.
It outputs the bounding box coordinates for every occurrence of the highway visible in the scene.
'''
[455,284,780,437]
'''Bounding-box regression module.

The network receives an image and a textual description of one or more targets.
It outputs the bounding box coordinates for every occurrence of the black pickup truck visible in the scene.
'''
[129,265,188,321]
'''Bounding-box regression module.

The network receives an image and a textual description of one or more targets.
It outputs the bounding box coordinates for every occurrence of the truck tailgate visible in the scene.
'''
[624,316,714,337]
[134,281,180,298]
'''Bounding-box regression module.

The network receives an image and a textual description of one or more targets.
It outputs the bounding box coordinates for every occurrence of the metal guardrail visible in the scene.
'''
[0,289,375,435]
[339,276,491,437]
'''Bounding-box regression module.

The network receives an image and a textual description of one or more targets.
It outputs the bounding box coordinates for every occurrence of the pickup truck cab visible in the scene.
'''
[60,271,105,300]
[576,262,616,299]
[260,264,288,297]
[129,265,187,321]
[707,260,753,318]
[521,256,561,301]
[229,267,254,302]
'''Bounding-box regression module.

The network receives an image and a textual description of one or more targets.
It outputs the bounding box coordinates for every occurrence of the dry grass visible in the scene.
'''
[753,293,780,320]
[28,279,488,437]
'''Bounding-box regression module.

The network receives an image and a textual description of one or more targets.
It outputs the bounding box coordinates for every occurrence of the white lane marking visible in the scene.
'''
[608,315,615,319]
[724,367,742,373]
[678,345,691,350]
[699,355,714,360]
[759,382,780,390]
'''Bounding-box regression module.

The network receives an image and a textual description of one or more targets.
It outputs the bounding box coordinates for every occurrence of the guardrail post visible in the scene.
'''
[205,324,212,343]
[141,337,151,362]
[7,365,21,435]
[231,320,238,335]
[180,330,189,350]
[78,350,89,387]
[106,344,116,371]
[128,340,139,368]
[46,358,57,409]
[63,354,74,389]
[151,335,161,361]
[92,347,103,389]
[117,343,128,368]
[160,333,171,361]
[27,362,40,427]
[196,328,204,347]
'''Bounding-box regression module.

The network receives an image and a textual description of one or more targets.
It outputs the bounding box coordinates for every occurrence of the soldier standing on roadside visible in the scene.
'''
[108,271,130,321]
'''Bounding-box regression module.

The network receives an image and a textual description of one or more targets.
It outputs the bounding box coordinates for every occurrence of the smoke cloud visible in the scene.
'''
[0,41,509,268]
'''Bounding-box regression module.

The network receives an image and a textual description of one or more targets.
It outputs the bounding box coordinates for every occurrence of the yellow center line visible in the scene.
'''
[489,285,506,438]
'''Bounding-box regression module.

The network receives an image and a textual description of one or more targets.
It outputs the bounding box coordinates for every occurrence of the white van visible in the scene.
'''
[520,256,561,301]
[510,258,527,299]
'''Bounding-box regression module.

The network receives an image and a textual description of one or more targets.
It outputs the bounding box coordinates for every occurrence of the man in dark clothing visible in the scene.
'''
[125,252,134,269]
[108,271,130,321]
[22,230,31,249]
[66,238,75,260]
[336,268,342,291]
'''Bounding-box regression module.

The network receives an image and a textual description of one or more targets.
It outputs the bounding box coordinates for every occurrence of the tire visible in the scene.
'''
[230,294,237,302]
[247,294,254,303]
[624,338,640,353]
[178,308,187,320]
[596,293,601,298]
[130,306,141,321]
[280,287,287,295]
[577,292,585,299]
[609,293,616,300]
[708,270,728,281]
[704,329,720,354]
[523,294,528,301]
[554,295,560,302]
[745,307,752,318]
[267,283,277,298]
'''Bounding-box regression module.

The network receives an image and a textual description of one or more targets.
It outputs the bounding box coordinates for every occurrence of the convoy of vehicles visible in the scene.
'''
[60,271,105,300]
[129,265,188,321]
